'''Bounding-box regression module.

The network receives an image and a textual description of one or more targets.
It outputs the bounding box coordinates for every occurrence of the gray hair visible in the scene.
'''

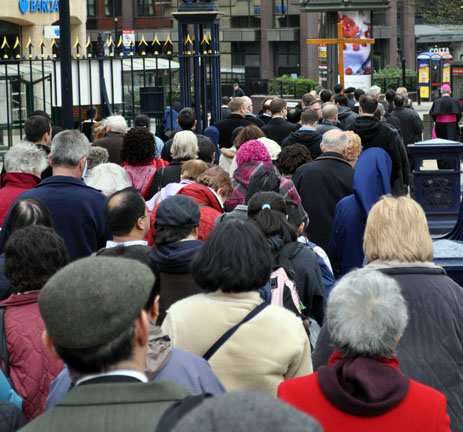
[367,85,381,97]
[171,130,198,160]
[84,163,131,197]
[327,268,409,358]
[106,115,128,133]
[50,130,90,167]
[376,102,385,117]
[4,143,48,175]
[320,129,348,152]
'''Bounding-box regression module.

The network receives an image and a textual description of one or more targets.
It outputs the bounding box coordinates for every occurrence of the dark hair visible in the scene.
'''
[191,218,272,293]
[333,84,343,94]
[154,226,193,246]
[385,89,396,102]
[301,108,319,126]
[287,108,302,124]
[276,144,312,176]
[55,324,136,375]
[285,200,306,230]
[25,115,51,143]
[232,125,265,149]
[301,93,315,106]
[4,225,69,293]
[354,88,365,101]
[320,89,333,103]
[104,187,146,236]
[178,108,196,130]
[96,245,160,310]
[333,93,349,107]
[3,197,53,244]
[359,94,378,114]
[221,96,230,105]
[86,106,97,120]
[51,126,64,140]
[247,191,298,243]
[269,98,286,115]
[134,114,150,128]
[197,136,216,163]
[393,94,405,108]
[120,126,155,164]
[28,110,50,120]
[245,169,281,203]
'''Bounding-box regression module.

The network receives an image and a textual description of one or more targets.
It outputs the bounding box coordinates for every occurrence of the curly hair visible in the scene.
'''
[232,125,265,150]
[120,126,155,165]
[344,130,362,164]
[276,144,312,176]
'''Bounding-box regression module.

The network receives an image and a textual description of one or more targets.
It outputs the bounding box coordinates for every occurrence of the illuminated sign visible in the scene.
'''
[19,0,59,14]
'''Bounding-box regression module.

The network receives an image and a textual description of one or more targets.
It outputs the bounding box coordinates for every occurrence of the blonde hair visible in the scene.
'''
[92,121,107,141]
[181,159,209,181]
[344,131,362,164]
[396,87,408,96]
[363,196,433,263]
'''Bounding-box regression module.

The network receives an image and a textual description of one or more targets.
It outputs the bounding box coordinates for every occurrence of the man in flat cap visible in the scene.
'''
[21,257,190,432]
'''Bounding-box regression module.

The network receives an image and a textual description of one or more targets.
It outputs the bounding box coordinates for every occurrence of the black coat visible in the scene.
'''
[0,400,27,432]
[145,160,183,200]
[430,96,462,142]
[92,131,124,165]
[256,113,272,125]
[312,264,463,432]
[347,116,402,185]
[293,152,353,252]
[261,117,299,146]
[215,114,252,148]
[391,106,423,145]
[245,114,265,128]
[281,128,323,159]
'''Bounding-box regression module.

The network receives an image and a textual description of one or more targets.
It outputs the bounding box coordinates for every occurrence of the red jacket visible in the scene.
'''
[0,292,63,420]
[278,371,451,432]
[0,172,41,227]
[146,183,223,245]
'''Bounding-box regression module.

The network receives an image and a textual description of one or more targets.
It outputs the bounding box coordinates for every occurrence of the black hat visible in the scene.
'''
[345,87,355,93]
[134,114,150,128]
[154,195,200,229]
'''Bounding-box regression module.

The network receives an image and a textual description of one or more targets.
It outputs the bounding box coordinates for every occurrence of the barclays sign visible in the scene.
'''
[19,0,59,14]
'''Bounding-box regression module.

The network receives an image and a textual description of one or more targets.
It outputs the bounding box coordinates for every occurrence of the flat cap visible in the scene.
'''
[38,257,154,349]
[154,195,200,229]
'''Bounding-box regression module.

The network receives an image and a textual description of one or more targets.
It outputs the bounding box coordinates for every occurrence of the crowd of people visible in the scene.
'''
[0,83,461,431]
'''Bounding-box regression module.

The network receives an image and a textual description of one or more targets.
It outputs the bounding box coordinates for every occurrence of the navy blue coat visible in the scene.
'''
[0,176,110,261]
[329,148,392,277]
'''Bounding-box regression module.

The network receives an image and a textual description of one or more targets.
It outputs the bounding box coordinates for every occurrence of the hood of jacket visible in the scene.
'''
[350,116,382,142]
[353,147,392,215]
[287,129,322,146]
[149,239,203,273]
[337,106,356,120]
[177,183,223,213]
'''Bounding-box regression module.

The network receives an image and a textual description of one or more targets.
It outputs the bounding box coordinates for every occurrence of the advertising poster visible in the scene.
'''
[339,11,371,90]
[443,63,450,84]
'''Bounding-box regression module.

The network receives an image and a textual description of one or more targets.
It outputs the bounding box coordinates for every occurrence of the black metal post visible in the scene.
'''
[401,58,406,87]
[59,0,74,129]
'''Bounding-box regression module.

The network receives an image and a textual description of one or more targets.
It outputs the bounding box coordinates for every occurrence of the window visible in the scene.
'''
[105,0,122,17]
[137,0,156,16]
[87,0,95,17]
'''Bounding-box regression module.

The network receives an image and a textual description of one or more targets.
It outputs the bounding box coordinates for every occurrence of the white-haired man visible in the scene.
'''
[242,96,264,127]
[292,129,354,252]
[0,130,111,260]
[92,115,128,164]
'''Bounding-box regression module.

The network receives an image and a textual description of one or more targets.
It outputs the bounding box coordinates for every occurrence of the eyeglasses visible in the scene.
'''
[139,211,152,219]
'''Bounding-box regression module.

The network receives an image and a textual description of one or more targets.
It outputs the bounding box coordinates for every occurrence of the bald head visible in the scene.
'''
[322,103,338,121]
[320,129,348,154]
[242,96,253,114]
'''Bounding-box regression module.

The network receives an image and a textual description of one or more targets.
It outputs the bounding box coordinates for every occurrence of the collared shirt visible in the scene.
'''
[105,240,148,248]
[299,127,315,131]
[76,369,148,386]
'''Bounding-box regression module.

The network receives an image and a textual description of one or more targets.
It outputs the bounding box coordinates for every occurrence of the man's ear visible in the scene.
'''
[135,310,150,348]
[191,226,200,239]
[42,330,61,359]
[78,157,86,172]
[148,295,160,324]
[48,153,53,167]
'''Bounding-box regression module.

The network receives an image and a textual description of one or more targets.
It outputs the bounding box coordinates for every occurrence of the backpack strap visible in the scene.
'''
[154,393,213,432]
[0,308,13,390]
[203,302,268,361]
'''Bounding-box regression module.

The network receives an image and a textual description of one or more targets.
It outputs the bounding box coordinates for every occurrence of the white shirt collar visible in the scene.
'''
[76,369,148,386]
[105,240,148,248]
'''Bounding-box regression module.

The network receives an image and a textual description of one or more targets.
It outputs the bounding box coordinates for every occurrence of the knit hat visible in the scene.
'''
[154,195,200,229]
[235,139,272,166]
[171,391,322,432]
[257,137,281,160]
[38,257,154,349]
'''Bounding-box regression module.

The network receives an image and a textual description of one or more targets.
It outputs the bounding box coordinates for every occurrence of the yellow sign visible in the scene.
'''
[418,66,429,84]
[443,63,450,84]
[420,86,429,98]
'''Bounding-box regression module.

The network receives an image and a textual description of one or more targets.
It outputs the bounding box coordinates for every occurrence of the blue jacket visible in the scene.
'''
[329,148,392,276]
[0,176,111,261]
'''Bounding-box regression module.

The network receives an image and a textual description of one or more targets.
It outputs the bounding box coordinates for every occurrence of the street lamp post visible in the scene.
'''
[59,0,74,129]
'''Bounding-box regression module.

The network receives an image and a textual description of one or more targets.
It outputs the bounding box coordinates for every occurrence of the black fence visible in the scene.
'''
[0,34,181,148]
[372,76,417,95]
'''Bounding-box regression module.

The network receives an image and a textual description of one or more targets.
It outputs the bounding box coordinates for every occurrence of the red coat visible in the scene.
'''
[146,183,223,245]
[0,292,63,420]
[0,172,41,227]
[278,371,451,432]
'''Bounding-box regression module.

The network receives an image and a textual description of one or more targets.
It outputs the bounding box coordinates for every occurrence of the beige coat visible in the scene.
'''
[162,290,312,396]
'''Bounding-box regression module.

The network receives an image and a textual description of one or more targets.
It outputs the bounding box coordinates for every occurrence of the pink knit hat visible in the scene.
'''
[235,139,272,166]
